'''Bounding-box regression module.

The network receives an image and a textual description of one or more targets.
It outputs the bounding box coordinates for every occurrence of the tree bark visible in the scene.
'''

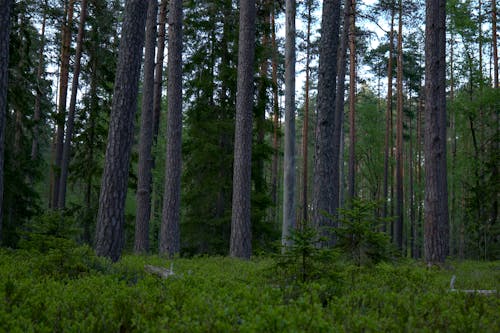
[31,0,47,162]
[135,0,158,254]
[424,0,449,265]
[493,0,498,88]
[395,0,404,251]
[230,0,256,259]
[301,0,313,223]
[58,0,88,209]
[0,0,12,243]
[282,0,296,248]
[52,0,75,209]
[347,0,356,201]
[153,0,168,141]
[159,0,183,257]
[312,0,341,245]
[271,6,280,224]
[95,0,148,262]
[382,6,395,224]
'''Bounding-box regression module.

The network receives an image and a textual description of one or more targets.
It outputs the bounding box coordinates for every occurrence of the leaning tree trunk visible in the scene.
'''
[58,0,88,209]
[230,0,256,259]
[135,0,158,254]
[424,0,449,265]
[0,0,12,243]
[52,0,75,209]
[159,0,183,257]
[282,0,296,248]
[312,0,341,245]
[95,0,148,262]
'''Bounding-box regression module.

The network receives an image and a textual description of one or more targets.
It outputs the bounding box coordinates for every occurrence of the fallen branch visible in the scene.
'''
[449,275,497,295]
[145,263,174,279]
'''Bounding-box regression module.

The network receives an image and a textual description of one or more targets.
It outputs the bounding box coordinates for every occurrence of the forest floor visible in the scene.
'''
[0,246,499,332]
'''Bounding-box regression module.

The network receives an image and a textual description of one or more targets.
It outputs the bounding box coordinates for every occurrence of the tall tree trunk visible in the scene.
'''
[312,0,341,245]
[271,6,280,224]
[383,7,395,222]
[95,0,148,262]
[395,0,404,251]
[409,108,416,258]
[282,0,296,248]
[52,0,75,209]
[493,0,498,88]
[160,0,183,257]
[58,0,88,209]
[153,0,168,141]
[230,0,256,259]
[135,0,158,254]
[347,0,356,201]
[32,0,47,161]
[0,0,12,243]
[334,0,353,214]
[424,0,449,265]
[301,0,313,223]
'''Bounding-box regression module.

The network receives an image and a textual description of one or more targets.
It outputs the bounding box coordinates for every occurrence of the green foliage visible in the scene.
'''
[333,199,396,266]
[0,250,498,332]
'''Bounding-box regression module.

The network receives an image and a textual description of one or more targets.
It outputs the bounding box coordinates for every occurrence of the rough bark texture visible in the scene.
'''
[0,0,12,243]
[424,0,449,265]
[334,0,352,216]
[347,0,356,201]
[95,0,148,262]
[395,0,403,250]
[312,0,341,245]
[159,0,183,257]
[230,0,256,259]
[58,0,88,209]
[153,0,168,141]
[135,0,158,254]
[52,0,75,209]
[282,0,296,248]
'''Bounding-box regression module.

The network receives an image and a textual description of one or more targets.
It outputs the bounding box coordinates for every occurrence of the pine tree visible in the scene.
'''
[95,0,148,261]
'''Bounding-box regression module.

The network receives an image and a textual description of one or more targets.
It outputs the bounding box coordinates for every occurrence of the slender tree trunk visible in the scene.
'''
[0,0,12,243]
[409,109,416,258]
[135,0,158,254]
[282,0,296,248]
[160,0,183,257]
[424,0,449,265]
[312,0,341,245]
[52,0,75,209]
[230,0,256,259]
[95,0,148,262]
[32,1,47,161]
[58,0,88,209]
[493,0,498,88]
[347,0,356,201]
[301,0,313,223]
[383,7,395,222]
[271,6,280,223]
[153,0,168,141]
[395,0,404,251]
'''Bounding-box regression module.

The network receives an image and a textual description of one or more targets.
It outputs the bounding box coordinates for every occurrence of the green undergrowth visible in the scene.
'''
[0,247,499,332]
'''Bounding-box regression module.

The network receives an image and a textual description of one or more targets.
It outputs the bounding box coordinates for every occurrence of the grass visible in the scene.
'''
[0,247,499,332]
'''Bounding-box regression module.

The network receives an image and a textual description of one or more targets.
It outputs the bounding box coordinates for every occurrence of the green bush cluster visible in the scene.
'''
[1,244,499,332]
